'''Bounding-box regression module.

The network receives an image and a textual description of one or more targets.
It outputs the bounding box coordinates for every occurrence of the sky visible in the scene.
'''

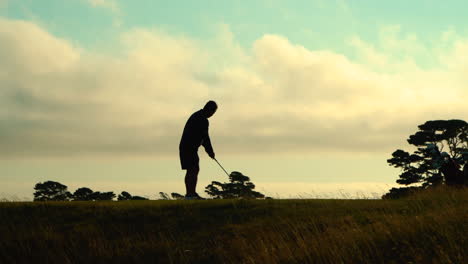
[1,0,467,200]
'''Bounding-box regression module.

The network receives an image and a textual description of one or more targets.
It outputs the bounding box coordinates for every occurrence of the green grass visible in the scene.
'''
[1,187,467,264]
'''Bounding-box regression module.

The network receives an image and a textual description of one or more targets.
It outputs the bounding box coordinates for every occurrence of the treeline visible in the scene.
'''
[33,181,154,201]
[33,171,269,201]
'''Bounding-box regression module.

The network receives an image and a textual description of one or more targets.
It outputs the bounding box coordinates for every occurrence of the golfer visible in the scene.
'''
[179,101,217,199]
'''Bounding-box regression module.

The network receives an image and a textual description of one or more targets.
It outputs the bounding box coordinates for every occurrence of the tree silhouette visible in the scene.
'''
[33,182,149,201]
[130,195,148,200]
[73,187,94,201]
[117,191,148,200]
[91,191,116,201]
[33,181,72,201]
[205,171,265,199]
[464,157,468,182]
[386,120,468,197]
[117,191,132,201]
[171,192,184,200]
[159,192,171,200]
[382,186,422,199]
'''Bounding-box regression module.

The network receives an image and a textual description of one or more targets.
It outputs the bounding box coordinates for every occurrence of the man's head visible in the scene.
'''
[203,100,218,118]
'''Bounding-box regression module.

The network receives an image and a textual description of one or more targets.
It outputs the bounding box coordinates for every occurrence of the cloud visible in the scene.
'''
[0,18,79,74]
[0,18,467,158]
[349,36,389,69]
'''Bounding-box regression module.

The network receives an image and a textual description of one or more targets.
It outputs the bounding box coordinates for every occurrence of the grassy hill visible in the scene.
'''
[1,187,467,264]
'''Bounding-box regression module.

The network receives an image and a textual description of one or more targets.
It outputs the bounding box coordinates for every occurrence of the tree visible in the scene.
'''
[117,191,148,201]
[91,191,116,201]
[386,120,468,197]
[117,191,132,201]
[382,187,422,199]
[72,187,94,201]
[171,192,184,200]
[205,171,265,199]
[159,192,171,200]
[33,181,72,201]
[130,195,148,200]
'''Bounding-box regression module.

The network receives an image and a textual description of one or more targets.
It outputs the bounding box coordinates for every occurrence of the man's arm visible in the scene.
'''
[201,120,215,159]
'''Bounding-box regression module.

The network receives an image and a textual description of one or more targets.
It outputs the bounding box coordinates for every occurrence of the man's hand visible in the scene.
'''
[208,151,215,159]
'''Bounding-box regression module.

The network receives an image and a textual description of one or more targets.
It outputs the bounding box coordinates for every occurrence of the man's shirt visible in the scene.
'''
[179,109,214,155]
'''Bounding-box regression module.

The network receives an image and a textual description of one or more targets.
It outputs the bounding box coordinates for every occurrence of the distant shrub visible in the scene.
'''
[33,181,72,201]
[205,171,265,199]
[73,187,94,201]
[117,191,148,201]
[171,192,184,200]
[382,187,422,199]
[159,192,171,200]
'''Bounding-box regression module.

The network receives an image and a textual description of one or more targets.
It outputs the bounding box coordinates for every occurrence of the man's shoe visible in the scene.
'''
[184,195,196,200]
[185,193,206,200]
[193,193,206,200]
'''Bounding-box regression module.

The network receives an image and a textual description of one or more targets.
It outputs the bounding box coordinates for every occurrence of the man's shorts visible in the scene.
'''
[179,148,199,170]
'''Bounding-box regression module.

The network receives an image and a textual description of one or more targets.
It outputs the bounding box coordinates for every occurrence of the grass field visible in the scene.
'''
[1,187,467,264]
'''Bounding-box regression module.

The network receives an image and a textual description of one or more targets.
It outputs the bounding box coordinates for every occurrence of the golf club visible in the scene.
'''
[214,158,230,177]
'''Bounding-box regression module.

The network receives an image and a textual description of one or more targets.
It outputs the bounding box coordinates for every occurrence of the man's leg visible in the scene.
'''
[185,165,200,195]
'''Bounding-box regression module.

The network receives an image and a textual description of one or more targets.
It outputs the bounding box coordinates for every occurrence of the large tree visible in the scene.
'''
[205,171,265,199]
[72,187,94,201]
[33,181,72,201]
[387,119,467,188]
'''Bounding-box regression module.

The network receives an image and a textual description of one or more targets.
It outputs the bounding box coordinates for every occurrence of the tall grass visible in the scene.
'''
[0,187,466,264]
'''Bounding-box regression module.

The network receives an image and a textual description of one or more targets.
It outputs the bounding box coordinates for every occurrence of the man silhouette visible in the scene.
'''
[179,101,217,199]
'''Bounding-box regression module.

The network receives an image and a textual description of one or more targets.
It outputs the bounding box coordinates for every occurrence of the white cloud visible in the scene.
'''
[0,18,79,74]
[349,36,389,69]
[0,18,467,158]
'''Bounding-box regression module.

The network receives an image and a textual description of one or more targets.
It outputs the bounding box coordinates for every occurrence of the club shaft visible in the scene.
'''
[214,158,230,177]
